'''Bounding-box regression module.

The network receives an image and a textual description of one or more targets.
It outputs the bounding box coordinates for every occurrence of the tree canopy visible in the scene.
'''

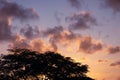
[0,48,94,80]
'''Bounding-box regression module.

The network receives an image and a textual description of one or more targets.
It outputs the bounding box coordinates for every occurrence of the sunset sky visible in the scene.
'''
[0,0,120,80]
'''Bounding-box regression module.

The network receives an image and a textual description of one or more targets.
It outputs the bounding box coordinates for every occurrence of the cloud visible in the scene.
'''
[107,46,120,54]
[20,25,40,39]
[9,25,82,52]
[9,35,49,52]
[104,0,120,13]
[102,78,106,80]
[67,0,81,9]
[54,12,63,24]
[8,34,30,49]
[9,25,105,54]
[78,36,103,54]
[42,26,64,37]
[117,77,120,80]
[42,26,81,51]
[30,39,48,52]
[66,11,97,30]
[41,26,104,54]
[0,0,39,21]
[98,60,108,63]
[41,26,63,51]
[110,61,120,67]
[0,21,16,41]
[0,0,39,42]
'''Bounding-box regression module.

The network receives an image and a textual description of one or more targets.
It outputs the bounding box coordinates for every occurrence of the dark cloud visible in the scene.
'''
[105,0,120,13]
[42,26,81,51]
[107,46,120,54]
[49,38,58,52]
[20,25,40,39]
[79,36,103,54]
[42,26,64,36]
[0,21,16,41]
[66,11,97,31]
[110,61,120,67]
[67,0,81,9]
[41,26,64,51]
[0,0,39,21]
[0,0,39,42]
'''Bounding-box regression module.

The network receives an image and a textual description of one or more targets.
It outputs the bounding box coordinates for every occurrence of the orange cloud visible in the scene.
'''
[30,38,48,52]
[9,34,30,49]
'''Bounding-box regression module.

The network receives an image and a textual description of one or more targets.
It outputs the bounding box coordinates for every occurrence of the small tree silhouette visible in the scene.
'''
[0,48,94,80]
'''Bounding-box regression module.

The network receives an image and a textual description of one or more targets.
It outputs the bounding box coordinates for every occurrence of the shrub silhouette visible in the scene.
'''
[0,48,94,80]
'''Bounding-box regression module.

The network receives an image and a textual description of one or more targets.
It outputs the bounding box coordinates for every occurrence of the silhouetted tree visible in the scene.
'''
[0,48,94,80]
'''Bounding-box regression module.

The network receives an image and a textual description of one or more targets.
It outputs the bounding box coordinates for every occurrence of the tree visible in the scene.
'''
[0,48,94,80]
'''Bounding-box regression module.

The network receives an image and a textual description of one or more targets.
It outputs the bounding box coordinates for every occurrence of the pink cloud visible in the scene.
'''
[107,46,120,54]
[78,36,103,54]
[110,61,120,67]
[98,60,108,63]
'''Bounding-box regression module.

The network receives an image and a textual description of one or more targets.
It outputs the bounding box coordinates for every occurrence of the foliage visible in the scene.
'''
[0,48,94,80]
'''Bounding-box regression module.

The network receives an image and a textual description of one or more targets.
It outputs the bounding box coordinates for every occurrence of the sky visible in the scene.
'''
[0,0,120,80]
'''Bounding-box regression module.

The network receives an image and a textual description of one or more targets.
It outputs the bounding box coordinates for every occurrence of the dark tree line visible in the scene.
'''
[0,48,94,80]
